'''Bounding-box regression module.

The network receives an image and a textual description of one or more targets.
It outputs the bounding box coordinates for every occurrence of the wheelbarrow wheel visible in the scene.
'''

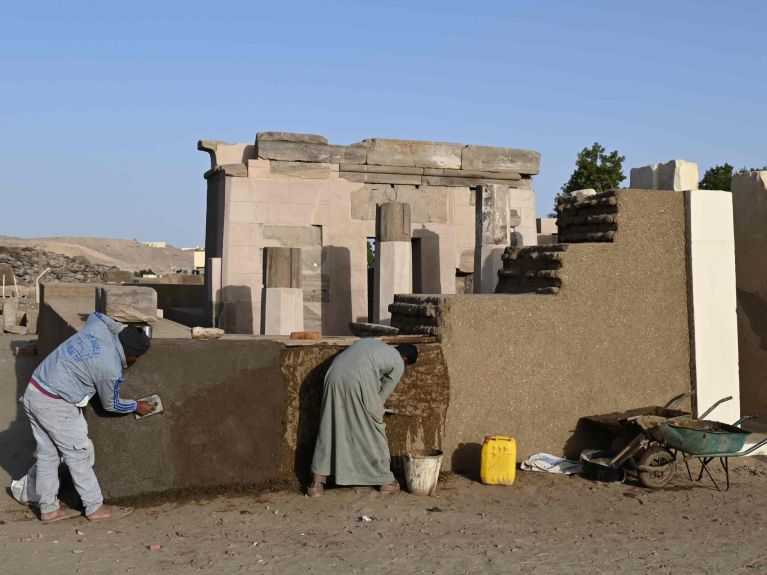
[638,446,676,489]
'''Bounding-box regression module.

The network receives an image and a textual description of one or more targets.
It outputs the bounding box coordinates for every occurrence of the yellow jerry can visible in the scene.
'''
[480,435,517,485]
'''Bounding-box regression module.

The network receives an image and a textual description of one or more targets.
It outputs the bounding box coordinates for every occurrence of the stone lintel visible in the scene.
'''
[340,172,423,185]
[362,139,463,169]
[256,132,328,145]
[461,145,541,175]
[257,140,367,164]
[339,164,424,175]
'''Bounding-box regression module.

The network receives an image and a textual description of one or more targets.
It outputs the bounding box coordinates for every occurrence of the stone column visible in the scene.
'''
[262,247,304,335]
[686,189,740,423]
[374,202,412,324]
[474,184,509,293]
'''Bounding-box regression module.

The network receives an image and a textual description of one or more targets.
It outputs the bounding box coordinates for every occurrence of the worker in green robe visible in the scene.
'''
[308,339,419,497]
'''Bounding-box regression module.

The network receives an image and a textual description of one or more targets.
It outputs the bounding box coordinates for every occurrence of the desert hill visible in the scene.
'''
[0,236,194,280]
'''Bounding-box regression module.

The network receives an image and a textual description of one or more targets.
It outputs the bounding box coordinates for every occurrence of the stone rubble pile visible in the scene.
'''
[0,246,119,284]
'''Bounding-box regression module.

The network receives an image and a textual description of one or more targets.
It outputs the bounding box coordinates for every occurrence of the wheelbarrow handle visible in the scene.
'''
[732,414,759,428]
[699,396,733,420]
[664,392,692,409]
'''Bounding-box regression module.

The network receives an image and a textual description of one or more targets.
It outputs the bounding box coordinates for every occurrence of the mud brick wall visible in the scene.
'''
[556,191,619,243]
[496,244,567,295]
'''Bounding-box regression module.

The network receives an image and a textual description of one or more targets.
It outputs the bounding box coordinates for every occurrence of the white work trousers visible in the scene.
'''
[22,385,103,515]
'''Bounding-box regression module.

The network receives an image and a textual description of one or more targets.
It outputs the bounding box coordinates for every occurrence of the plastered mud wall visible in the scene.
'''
[36,296,451,500]
[86,339,287,499]
[438,190,692,467]
[280,343,449,483]
[732,172,767,421]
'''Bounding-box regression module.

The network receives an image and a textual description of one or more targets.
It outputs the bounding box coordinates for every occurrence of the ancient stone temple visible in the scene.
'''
[198,132,540,334]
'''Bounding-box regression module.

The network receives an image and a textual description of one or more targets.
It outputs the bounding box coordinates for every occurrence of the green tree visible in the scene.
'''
[699,163,735,191]
[556,143,625,207]
[699,163,767,191]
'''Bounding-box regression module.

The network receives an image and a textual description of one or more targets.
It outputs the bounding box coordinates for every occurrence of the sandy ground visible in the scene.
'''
[2,335,767,574]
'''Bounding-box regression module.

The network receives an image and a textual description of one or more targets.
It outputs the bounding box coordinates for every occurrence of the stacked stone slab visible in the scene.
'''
[389,295,443,336]
[556,191,619,243]
[496,245,567,295]
[198,132,540,335]
[629,160,699,191]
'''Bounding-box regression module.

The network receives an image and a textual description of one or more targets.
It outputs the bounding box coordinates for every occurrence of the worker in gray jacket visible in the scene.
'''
[21,312,155,523]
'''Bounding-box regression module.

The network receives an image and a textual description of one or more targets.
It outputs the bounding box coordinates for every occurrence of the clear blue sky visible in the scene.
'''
[2,1,765,247]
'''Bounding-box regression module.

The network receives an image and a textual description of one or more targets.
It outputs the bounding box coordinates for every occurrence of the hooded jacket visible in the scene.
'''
[31,312,137,413]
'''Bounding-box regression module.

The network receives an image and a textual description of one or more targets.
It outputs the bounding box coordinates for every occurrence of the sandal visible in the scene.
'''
[87,505,133,522]
[378,480,400,494]
[40,506,82,524]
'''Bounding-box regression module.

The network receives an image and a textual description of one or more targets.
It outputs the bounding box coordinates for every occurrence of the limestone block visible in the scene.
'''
[229,177,250,202]
[473,246,505,294]
[455,204,475,227]
[629,164,658,189]
[198,140,255,169]
[264,247,302,289]
[2,297,19,328]
[350,185,395,220]
[219,163,248,177]
[101,270,135,284]
[441,168,521,181]
[686,189,740,423]
[339,171,423,185]
[22,308,39,334]
[263,225,322,247]
[266,204,329,226]
[303,273,329,302]
[257,140,367,164]
[256,132,328,144]
[95,286,158,323]
[251,178,290,203]
[191,327,225,340]
[376,202,412,242]
[289,179,330,204]
[263,287,304,335]
[475,184,509,246]
[225,245,261,274]
[363,139,463,169]
[270,160,333,179]
[374,241,413,324]
[4,324,28,335]
[461,145,541,175]
[657,160,698,191]
[392,185,449,224]
[574,188,597,202]
[339,164,424,175]
[537,218,558,235]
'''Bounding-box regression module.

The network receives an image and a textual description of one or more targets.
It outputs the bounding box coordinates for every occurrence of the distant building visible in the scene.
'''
[143,241,167,248]
[193,248,205,272]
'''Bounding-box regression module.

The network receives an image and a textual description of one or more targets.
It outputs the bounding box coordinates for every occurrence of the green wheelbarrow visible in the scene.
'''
[604,395,767,491]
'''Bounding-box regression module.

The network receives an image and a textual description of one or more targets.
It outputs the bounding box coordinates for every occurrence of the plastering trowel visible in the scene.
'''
[134,394,164,420]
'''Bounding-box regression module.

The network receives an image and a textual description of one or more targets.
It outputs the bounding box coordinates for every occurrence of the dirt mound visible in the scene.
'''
[0,236,194,277]
[0,246,118,284]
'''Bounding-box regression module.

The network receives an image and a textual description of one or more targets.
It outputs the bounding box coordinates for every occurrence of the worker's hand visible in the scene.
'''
[135,400,156,417]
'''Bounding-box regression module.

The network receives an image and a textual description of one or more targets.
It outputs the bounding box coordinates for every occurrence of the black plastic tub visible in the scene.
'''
[580,449,625,483]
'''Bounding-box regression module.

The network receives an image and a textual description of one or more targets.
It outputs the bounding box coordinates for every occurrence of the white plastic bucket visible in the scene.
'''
[403,449,443,496]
